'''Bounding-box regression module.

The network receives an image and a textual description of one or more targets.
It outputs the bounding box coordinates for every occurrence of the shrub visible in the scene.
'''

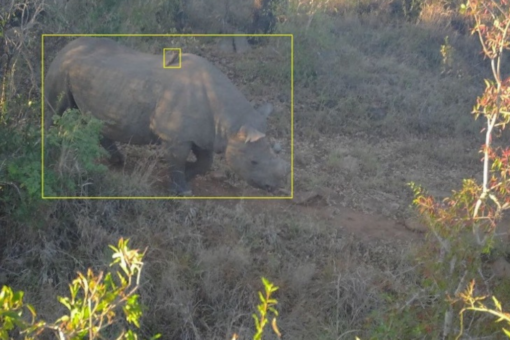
[0,238,161,340]
[43,108,108,197]
[407,0,510,338]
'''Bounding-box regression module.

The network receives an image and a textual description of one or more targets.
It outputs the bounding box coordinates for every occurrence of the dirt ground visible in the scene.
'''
[194,180,422,243]
[107,156,424,245]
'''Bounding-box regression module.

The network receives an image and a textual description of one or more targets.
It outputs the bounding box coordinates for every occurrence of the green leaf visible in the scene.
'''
[58,296,72,310]
[26,304,37,318]
[252,314,260,329]
[124,329,138,340]
[117,271,128,287]
[258,291,265,303]
[493,296,503,311]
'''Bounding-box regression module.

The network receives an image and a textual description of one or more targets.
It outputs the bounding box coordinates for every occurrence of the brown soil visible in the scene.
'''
[193,177,423,243]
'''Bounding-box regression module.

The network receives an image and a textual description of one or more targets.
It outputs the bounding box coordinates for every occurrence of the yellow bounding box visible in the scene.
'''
[41,34,294,200]
[163,48,181,69]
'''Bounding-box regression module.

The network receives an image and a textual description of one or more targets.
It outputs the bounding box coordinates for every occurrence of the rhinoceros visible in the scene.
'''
[44,37,289,196]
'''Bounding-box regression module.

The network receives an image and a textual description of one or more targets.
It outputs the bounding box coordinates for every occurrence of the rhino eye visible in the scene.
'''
[251,160,258,165]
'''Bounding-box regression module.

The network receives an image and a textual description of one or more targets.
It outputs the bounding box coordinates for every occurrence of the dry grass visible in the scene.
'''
[285,12,485,139]
[8,198,418,339]
[1,187,419,338]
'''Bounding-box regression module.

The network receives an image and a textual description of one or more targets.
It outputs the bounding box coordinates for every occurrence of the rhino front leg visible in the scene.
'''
[165,141,193,196]
[185,145,213,181]
[100,137,125,165]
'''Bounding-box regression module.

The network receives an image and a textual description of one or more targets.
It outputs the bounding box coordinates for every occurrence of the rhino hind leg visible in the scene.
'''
[100,137,125,165]
[185,145,213,181]
[165,141,193,196]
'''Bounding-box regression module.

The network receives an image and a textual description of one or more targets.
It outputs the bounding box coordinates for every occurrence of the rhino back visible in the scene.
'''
[46,37,266,149]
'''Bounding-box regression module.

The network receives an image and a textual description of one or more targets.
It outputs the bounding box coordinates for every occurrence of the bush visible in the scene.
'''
[0,105,107,220]
[43,108,108,197]
[0,238,161,340]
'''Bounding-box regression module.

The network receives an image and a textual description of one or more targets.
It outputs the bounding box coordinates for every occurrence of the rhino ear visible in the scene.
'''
[238,125,266,143]
[256,103,273,119]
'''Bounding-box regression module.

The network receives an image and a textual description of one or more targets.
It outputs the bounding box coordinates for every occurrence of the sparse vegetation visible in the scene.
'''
[406,0,510,338]
[2,0,510,339]
[0,238,160,340]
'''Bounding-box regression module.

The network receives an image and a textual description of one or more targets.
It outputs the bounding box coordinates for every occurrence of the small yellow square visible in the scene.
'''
[163,48,182,69]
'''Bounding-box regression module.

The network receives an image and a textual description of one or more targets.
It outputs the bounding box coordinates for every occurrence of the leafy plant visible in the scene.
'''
[408,0,510,338]
[455,280,510,339]
[0,238,160,340]
[230,277,281,340]
[252,277,281,340]
[43,108,108,197]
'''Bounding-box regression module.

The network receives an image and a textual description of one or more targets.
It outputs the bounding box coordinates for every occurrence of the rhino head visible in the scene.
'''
[225,124,290,192]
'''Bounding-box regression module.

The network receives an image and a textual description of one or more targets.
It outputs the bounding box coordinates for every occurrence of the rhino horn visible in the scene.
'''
[238,125,266,143]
